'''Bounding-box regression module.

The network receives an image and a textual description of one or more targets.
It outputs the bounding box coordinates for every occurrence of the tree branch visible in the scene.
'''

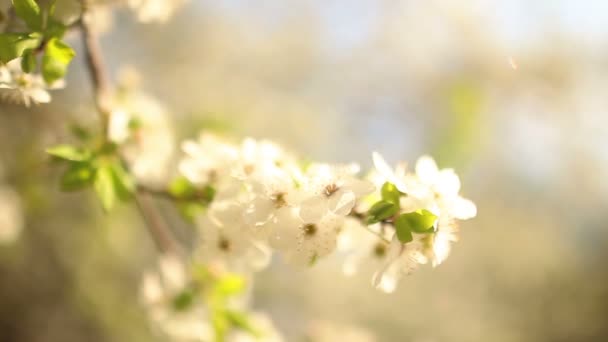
[78,2,180,255]
[134,192,181,255]
[79,3,111,137]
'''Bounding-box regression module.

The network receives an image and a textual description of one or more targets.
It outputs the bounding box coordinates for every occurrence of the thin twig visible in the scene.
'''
[134,192,181,255]
[79,2,111,137]
[78,3,180,255]
[137,184,214,203]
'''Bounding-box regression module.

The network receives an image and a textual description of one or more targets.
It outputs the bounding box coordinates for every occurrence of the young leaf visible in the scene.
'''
[396,210,438,235]
[11,0,42,30]
[0,33,41,64]
[169,176,197,199]
[214,274,246,298]
[94,165,116,211]
[46,144,91,162]
[110,163,135,201]
[225,310,261,337]
[42,38,75,84]
[394,215,414,243]
[366,200,398,224]
[177,201,206,222]
[45,18,67,39]
[172,289,195,311]
[381,181,401,204]
[20,48,36,73]
[60,163,94,191]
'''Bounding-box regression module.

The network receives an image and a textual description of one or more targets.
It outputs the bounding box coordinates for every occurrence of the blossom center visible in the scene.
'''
[218,236,231,252]
[272,192,287,208]
[323,183,339,197]
[301,223,317,238]
[373,242,387,258]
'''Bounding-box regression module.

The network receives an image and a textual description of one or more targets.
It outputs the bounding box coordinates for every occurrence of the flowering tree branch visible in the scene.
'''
[1,0,478,340]
[77,1,180,256]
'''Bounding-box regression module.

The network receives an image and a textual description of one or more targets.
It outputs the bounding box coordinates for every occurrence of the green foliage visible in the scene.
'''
[170,177,216,220]
[172,289,195,311]
[60,163,94,191]
[394,215,414,243]
[46,144,92,162]
[0,32,41,64]
[47,143,135,211]
[394,210,437,242]
[381,181,401,204]
[213,274,246,298]
[11,0,42,30]
[169,176,198,199]
[42,38,75,84]
[20,48,37,73]
[366,200,398,224]
[225,310,261,338]
[44,18,66,39]
[93,165,116,211]
[93,162,135,211]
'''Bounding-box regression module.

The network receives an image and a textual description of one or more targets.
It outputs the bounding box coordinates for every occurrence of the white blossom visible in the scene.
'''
[267,207,344,266]
[140,255,214,342]
[371,235,428,293]
[337,218,390,277]
[368,153,477,291]
[299,163,374,222]
[108,80,175,186]
[179,133,240,186]
[196,203,271,271]
[0,59,64,107]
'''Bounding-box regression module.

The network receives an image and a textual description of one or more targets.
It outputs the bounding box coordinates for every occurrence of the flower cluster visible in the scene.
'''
[178,133,376,270]
[174,134,476,293]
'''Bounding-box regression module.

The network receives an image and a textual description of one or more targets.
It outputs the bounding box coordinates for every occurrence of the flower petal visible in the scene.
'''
[299,195,328,222]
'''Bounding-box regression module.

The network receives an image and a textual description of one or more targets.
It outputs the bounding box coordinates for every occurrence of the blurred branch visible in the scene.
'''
[79,2,111,138]
[137,184,214,203]
[77,2,181,256]
[134,192,182,255]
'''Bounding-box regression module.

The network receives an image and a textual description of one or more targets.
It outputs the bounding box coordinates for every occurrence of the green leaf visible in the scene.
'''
[11,0,42,30]
[366,200,398,224]
[0,32,41,64]
[225,310,261,337]
[169,176,197,198]
[395,209,438,236]
[60,163,94,191]
[177,201,206,222]
[110,163,135,201]
[42,38,75,84]
[172,289,195,311]
[20,48,36,73]
[46,144,91,162]
[381,181,401,204]
[394,215,414,243]
[214,274,246,298]
[69,124,91,141]
[45,18,67,39]
[211,312,229,342]
[94,165,116,211]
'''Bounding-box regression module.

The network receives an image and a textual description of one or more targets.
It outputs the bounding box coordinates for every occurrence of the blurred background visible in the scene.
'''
[1,0,608,341]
